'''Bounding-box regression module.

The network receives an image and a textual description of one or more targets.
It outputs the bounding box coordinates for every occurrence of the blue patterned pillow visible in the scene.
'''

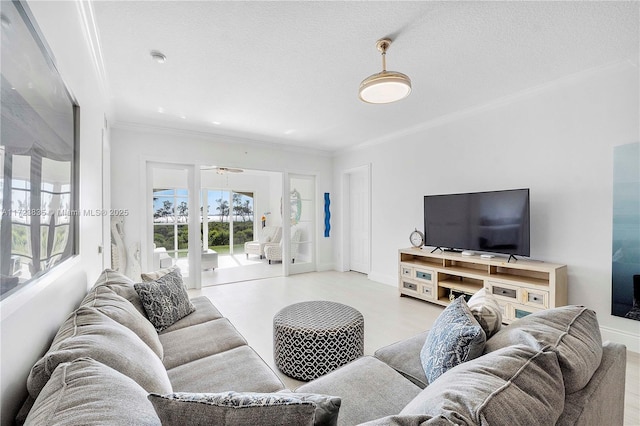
[420,296,486,383]
[148,391,341,426]
[134,268,195,332]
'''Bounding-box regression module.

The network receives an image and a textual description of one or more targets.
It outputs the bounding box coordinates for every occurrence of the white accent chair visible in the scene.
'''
[152,247,172,270]
[244,226,282,259]
[264,228,302,264]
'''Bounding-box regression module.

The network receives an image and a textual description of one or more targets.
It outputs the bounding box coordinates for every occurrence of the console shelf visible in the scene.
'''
[399,248,568,323]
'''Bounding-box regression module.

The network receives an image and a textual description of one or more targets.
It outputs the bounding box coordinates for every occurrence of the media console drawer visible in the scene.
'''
[414,269,433,283]
[401,280,418,292]
[420,283,435,300]
[490,284,517,300]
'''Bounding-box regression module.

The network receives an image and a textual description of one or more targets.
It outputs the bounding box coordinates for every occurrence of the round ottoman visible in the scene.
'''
[273,301,364,381]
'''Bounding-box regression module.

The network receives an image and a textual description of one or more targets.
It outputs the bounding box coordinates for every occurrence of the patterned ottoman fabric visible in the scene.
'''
[274,301,365,381]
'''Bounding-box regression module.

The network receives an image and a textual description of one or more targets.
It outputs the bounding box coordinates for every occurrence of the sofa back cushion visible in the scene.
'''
[402,345,565,425]
[484,305,602,393]
[80,285,163,359]
[25,358,160,426]
[27,307,172,399]
[92,268,147,316]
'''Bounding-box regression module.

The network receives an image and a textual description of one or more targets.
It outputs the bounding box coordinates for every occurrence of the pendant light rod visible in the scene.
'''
[377,39,390,71]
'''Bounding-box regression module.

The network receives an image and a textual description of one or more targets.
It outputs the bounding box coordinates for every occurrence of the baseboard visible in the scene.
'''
[367,272,396,287]
[600,325,640,353]
[316,262,334,272]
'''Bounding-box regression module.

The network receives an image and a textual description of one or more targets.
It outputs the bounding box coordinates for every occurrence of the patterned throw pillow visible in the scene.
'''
[134,268,195,332]
[148,391,341,426]
[467,288,502,338]
[420,296,486,384]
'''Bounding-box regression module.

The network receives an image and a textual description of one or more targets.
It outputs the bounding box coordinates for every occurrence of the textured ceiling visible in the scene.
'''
[91,1,639,153]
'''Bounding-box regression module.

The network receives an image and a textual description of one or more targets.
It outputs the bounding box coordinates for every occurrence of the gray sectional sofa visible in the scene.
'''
[18,269,627,425]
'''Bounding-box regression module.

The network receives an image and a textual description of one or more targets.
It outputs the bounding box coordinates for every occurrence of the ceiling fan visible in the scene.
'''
[202,166,244,175]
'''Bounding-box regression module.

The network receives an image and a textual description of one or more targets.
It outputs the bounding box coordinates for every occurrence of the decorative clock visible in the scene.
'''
[409,228,425,248]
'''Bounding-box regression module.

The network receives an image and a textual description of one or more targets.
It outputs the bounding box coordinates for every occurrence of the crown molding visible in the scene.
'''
[75,0,111,112]
[111,120,334,158]
[337,60,637,156]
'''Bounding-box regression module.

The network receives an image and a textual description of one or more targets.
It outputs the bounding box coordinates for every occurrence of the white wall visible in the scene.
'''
[110,125,334,275]
[334,62,640,350]
[0,2,109,423]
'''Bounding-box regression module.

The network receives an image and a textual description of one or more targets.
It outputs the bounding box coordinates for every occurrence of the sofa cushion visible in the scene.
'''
[27,307,172,399]
[148,391,340,426]
[402,345,565,425]
[557,342,627,426]
[80,285,163,359]
[24,358,160,426]
[92,268,147,316]
[484,305,602,393]
[295,356,422,426]
[159,295,224,334]
[159,318,247,369]
[419,297,486,384]
[168,345,286,393]
[374,331,429,388]
[467,288,502,338]
[141,265,179,282]
[134,268,196,332]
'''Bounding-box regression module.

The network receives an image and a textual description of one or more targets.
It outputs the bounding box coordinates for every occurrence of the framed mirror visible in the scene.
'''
[1,0,79,300]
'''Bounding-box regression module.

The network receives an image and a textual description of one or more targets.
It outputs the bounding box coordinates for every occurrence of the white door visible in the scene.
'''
[348,167,370,274]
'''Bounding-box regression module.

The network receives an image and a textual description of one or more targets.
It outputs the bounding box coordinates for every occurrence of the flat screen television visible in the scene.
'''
[424,189,530,257]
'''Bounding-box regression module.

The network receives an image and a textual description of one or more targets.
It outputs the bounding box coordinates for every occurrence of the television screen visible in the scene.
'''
[424,189,530,256]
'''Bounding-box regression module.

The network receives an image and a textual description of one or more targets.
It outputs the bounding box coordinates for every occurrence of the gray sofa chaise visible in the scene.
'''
[17,269,626,425]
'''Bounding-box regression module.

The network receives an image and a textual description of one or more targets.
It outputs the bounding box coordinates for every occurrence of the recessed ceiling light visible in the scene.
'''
[211,121,221,125]
[150,50,166,64]
[179,115,186,119]
[284,129,295,135]
[158,107,165,113]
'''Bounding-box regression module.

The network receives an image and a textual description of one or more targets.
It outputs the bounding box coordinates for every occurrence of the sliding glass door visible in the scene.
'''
[152,188,189,267]
[201,189,254,255]
[148,163,200,287]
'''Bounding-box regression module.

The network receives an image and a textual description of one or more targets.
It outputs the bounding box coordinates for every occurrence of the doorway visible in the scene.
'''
[199,167,285,285]
[342,165,371,274]
[148,163,200,288]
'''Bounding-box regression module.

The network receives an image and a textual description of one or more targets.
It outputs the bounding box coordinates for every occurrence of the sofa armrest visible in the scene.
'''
[374,331,429,389]
[556,341,627,426]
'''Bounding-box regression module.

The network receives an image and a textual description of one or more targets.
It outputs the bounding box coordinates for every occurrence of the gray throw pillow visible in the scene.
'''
[25,358,160,425]
[135,268,196,332]
[403,345,565,425]
[141,265,179,282]
[467,288,502,338]
[148,391,341,426]
[419,297,486,384]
